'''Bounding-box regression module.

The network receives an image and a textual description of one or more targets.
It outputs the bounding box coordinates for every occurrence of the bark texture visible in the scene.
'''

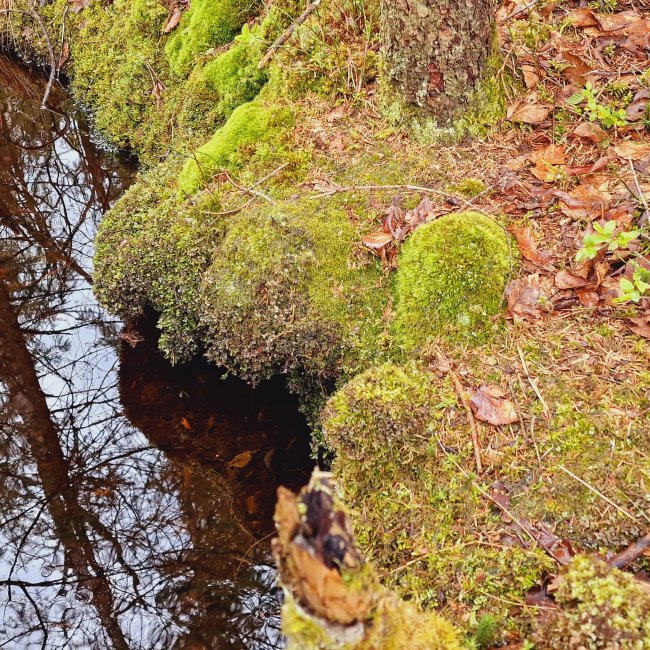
[381,0,496,121]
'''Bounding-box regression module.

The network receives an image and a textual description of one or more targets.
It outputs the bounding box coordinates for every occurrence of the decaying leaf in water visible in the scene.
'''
[470,385,518,426]
[228,450,254,468]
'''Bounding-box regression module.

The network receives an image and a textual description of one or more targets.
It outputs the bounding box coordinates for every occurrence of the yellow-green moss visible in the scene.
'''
[178,100,294,194]
[164,0,258,75]
[533,555,650,649]
[322,363,553,639]
[393,211,511,351]
[200,196,387,387]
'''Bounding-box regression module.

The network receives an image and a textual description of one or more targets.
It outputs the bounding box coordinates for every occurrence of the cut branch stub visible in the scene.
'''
[272,471,375,626]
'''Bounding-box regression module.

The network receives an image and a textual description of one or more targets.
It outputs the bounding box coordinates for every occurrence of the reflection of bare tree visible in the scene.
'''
[0,55,308,649]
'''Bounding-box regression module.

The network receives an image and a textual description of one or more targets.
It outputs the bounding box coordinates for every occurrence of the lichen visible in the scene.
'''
[392,211,511,351]
[533,555,650,649]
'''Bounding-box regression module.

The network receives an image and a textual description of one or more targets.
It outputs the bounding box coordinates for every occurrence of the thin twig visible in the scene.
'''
[517,345,550,419]
[258,0,322,69]
[558,465,637,522]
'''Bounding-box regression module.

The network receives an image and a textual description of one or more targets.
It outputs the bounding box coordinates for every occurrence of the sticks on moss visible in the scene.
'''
[258,0,322,69]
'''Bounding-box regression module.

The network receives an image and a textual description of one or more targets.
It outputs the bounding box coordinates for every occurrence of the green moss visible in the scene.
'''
[164,0,258,76]
[447,178,488,198]
[393,211,511,351]
[94,158,223,361]
[322,363,553,638]
[534,555,650,649]
[178,100,294,194]
[200,196,387,388]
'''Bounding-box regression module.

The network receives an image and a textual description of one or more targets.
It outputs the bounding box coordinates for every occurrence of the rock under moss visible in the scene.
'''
[200,196,387,388]
[393,211,511,350]
[534,555,650,649]
[164,0,258,75]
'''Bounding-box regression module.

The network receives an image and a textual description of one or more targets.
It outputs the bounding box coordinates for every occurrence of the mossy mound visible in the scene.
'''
[178,99,295,194]
[201,197,387,388]
[164,0,258,75]
[393,211,511,350]
[94,159,222,361]
[322,363,554,638]
[534,555,650,649]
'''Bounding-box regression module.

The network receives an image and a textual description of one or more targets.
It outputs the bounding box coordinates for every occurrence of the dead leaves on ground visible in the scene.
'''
[470,385,518,426]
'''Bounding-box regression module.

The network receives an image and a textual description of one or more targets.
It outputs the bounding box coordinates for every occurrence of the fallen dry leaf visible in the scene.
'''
[627,315,650,339]
[470,385,518,426]
[505,275,543,321]
[555,270,590,289]
[163,8,182,33]
[509,103,550,125]
[361,231,392,249]
[521,64,541,89]
[511,226,554,270]
[614,141,650,161]
[572,122,607,143]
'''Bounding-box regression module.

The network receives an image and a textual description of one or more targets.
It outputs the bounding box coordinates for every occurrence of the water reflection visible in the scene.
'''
[0,56,310,649]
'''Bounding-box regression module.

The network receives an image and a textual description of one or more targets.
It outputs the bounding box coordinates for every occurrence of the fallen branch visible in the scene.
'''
[258,0,322,69]
[608,532,650,570]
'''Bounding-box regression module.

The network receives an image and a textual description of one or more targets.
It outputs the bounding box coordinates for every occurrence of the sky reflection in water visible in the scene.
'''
[0,57,310,650]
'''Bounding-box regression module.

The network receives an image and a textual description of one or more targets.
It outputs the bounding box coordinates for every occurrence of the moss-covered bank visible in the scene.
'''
[5,0,650,645]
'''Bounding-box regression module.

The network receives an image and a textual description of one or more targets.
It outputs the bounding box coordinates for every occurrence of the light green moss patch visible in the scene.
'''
[200,196,387,387]
[178,100,295,194]
[164,0,258,75]
[393,211,511,350]
[533,555,650,649]
[322,363,553,639]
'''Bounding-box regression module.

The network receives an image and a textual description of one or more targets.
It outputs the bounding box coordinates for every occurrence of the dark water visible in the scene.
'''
[0,57,312,649]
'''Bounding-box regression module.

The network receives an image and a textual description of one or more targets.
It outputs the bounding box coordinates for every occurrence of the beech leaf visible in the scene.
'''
[509,104,550,125]
[470,385,518,426]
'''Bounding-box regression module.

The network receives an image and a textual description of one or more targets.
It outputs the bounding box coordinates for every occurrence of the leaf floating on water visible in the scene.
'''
[470,385,518,426]
[180,416,192,430]
[228,450,254,468]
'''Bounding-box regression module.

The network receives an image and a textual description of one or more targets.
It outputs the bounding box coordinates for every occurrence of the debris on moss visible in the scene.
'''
[393,211,511,351]
[533,555,650,649]
[273,471,464,650]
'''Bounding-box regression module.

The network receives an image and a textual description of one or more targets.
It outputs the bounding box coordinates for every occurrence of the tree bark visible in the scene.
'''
[381,0,496,122]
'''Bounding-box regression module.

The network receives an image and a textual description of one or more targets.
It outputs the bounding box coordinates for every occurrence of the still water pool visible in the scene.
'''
[0,56,311,649]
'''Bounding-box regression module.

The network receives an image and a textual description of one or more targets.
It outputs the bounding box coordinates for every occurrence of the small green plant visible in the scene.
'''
[588,0,618,12]
[576,220,648,304]
[568,82,627,129]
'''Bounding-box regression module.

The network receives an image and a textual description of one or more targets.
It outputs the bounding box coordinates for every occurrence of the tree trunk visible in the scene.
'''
[381,0,496,122]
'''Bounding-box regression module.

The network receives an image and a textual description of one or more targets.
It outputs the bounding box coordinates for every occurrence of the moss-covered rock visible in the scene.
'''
[393,211,511,350]
[178,99,295,194]
[200,197,387,387]
[534,555,650,649]
[165,0,258,75]
[322,363,553,637]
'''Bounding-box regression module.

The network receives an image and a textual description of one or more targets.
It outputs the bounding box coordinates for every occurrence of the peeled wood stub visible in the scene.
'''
[381,0,496,121]
[272,471,374,626]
